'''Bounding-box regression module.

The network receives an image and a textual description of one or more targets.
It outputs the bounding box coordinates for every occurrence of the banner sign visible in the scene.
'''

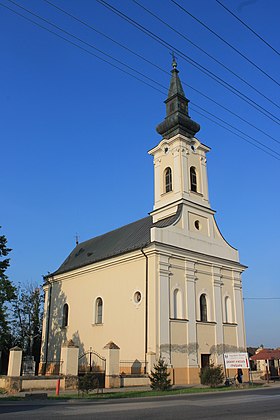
[224,352,249,369]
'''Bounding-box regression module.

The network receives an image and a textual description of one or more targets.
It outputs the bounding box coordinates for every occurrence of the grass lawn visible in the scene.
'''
[50,383,262,400]
[0,383,262,401]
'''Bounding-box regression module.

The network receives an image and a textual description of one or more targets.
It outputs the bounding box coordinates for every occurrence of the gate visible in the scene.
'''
[78,349,106,388]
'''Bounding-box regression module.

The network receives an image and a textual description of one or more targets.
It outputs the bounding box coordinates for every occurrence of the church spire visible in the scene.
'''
[156,59,200,139]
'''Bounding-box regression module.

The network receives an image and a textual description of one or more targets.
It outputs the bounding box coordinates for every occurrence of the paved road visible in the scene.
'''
[0,387,279,419]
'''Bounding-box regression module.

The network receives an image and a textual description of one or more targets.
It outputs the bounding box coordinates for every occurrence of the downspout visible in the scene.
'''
[43,276,52,375]
[141,248,148,374]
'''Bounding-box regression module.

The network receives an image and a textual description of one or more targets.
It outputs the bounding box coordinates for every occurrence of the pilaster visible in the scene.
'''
[185,260,198,367]
[212,266,224,365]
[158,255,171,364]
[233,271,246,349]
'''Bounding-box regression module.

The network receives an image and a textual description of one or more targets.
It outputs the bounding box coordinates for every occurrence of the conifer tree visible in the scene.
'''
[0,228,16,352]
[149,357,172,391]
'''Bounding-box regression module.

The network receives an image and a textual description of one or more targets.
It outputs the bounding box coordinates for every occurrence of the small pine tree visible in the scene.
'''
[199,363,224,388]
[78,373,99,394]
[149,357,172,391]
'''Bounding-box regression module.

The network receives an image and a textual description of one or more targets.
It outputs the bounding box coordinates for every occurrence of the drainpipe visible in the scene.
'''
[141,248,148,374]
[43,276,52,375]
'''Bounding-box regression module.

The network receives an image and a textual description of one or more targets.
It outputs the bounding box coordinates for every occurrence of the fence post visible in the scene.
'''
[7,347,22,377]
[60,340,79,376]
[103,341,120,388]
[56,378,60,396]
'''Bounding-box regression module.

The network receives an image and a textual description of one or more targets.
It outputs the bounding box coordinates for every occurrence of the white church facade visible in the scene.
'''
[40,61,247,385]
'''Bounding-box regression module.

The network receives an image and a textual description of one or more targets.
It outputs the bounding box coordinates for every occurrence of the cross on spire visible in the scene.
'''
[170,51,177,69]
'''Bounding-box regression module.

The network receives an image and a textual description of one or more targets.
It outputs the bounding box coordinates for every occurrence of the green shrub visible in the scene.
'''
[78,373,99,394]
[149,357,172,391]
[199,363,224,387]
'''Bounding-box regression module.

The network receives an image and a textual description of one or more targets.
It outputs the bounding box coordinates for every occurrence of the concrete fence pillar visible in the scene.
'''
[60,339,79,376]
[103,341,120,388]
[146,351,156,374]
[7,346,22,377]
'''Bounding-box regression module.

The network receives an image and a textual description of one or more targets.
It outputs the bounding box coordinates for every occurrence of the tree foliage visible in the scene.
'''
[78,373,99,394]
[0,228,16,351]
[199,363,225,387]
[149,357,172,391]
[11,284,44,362]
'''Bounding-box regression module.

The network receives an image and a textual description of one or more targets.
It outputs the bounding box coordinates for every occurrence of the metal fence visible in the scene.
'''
[119,360,147,376]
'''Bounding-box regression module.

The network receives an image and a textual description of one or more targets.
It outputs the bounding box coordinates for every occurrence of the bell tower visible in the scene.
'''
[149,59,210,223]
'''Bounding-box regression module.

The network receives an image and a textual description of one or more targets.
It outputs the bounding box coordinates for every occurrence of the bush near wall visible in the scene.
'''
[199,364,224,387]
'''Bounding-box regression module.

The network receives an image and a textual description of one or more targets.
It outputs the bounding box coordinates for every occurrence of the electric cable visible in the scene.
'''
[191,103,280,158]
[96,0,280,125]
[192,107,280,161]
[215,0,280,57]
[42,0,280,146]
[171,0,280,87]
[5,0,167,92]
[1,1,279,161]
[132,0,279,109]
[0,2,166,96]
[243,297,280,300]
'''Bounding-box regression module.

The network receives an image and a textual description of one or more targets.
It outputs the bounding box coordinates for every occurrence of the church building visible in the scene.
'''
[40,60,247,385]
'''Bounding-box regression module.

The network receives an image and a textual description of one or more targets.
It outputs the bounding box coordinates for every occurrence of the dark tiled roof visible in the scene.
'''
[54,216,152,276]
[52,204,183,276]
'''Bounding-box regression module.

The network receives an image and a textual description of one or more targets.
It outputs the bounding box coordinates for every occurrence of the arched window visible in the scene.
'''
[164,167,172,193]
[190,166,197,192]
[173,288,183,319]
[200,294,207,322]
[225,296,232,323]
[62,303,69,327]
[95,297,103,324]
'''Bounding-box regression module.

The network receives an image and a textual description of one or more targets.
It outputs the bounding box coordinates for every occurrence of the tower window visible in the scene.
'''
[190,167,197,192]
[200,294,207,322]
[95,297,103,324]
[62,303,69,328]
[165,167,172,193]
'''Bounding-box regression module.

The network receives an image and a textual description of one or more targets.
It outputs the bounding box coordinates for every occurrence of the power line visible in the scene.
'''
[5,0,167,92]
[244,297,280,300]
[132,0,280,110]
[215,0,280,57]
[191,103,280,159]
[171,0,280,88]
[96,0,280,125]
[0,2,166,95]
[187,83,280,146]
[42,0,165,73]
[9,0,280,155]
[42,0,280,145]
[2,1,279,161]
[191,106,280,161]
[193,108,280,161]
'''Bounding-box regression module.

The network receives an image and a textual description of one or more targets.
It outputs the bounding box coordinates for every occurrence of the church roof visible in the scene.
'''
[51,204,183,276]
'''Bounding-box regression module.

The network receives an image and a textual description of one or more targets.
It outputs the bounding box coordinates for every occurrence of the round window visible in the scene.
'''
[134,291,142,303]
[194,220,200,230]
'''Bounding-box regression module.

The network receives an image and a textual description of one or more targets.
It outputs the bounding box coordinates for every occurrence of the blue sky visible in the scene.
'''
[1,0,279,348]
